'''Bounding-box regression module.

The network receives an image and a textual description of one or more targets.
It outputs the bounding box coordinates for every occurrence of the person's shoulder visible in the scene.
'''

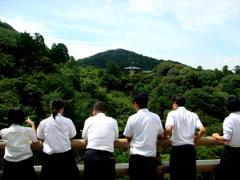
[148,110,160,118]
[61,116,73,123]
[106,116,118,123]
[128,112,138,119]
[39,117,51,125]
[168,110,176,116]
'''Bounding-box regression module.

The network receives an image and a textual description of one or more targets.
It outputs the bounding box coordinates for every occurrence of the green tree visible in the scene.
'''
[234,65,240,75]
[185,87,228,120]
[50,43,70,65]
[106,61,121,77]
[179,67,199,90]
[0,53,16,78]
[220,74,240,96]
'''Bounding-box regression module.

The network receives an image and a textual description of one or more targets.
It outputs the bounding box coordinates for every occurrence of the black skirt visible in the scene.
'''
[40,150,81,180]
[215,145,240,180]
[2,157,37,180]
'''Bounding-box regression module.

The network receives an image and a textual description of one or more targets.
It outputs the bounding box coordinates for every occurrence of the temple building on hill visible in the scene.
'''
[123,62,142,75]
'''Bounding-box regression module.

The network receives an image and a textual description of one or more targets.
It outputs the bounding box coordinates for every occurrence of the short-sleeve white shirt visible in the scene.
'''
[37,113,76,155]
[123,109,164,157]
[82,113,119,153]
[223,112,240,147]
[0,124,37,162]
[165,107,203,146]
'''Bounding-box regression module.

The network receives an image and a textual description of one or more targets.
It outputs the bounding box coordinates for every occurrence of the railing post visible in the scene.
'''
[156,144,164,180]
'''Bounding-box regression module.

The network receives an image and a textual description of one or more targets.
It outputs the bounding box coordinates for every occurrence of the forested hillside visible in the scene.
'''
[76,48,181,70]
[1,21,240,179]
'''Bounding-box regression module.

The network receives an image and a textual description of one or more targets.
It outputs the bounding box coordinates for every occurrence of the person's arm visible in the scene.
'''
[126,136,132,141]
[26,118,38,143]
[161,125,173,139]
[26,118,36,133]
[194,125,206,143]
[212,133,230,141]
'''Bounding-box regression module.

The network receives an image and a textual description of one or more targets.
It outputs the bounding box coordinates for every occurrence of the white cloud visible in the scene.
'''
[1,0,239,70]
[2,17,45,35]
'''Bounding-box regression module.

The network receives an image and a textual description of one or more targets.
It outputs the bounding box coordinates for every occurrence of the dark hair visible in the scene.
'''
[93,101,107,113]
[226,96,240,113]
[131,92,148,109]
[50,98,64,119]
[8,107,25,125]
[172,93,186,106]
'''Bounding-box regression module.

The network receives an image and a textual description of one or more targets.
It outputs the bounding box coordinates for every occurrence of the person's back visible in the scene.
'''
[83,112,118,152]
[37,114,75,154]
[163,94,205,180]
[167,107,201,146]
[224,112,240,147]
[0,107,37,180]
[123,92,164,180]
[126,109,163,156]
[212,96,240,180]
[37,98,80,180]
[82,101,119,180]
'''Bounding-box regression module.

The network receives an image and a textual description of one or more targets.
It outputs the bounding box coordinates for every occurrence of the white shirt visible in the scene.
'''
[123,109,164,157]
[82,113,119,153]
[223,112,240,147]
[165,107,203,146]
[0,124,37,162]
[37,113,76,155]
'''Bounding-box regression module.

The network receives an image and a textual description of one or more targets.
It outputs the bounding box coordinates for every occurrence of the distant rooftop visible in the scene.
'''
[123,66,142,70]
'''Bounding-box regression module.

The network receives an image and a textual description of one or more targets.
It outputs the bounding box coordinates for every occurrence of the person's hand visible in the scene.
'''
[25,118,34,126]
[212,133,220,139]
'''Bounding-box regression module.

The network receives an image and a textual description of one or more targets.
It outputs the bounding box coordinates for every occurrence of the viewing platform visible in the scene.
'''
[0,137,225,179]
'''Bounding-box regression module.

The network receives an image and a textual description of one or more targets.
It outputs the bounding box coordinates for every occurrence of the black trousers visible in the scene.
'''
[170,145,196,180]
[40,150,81,180]
[129,154,157,180]
[2,157,37,180]
[215,145,240,180]
[84,149,115,180]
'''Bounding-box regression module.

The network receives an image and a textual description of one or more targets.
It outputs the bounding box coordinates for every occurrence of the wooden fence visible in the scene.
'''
[0,137,225,179]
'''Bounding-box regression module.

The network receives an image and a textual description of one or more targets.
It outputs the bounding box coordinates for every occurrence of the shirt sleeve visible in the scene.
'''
[28,128,38,143]
[158,117,164,135]
[114,120,119,141]
[165,111,175,128]
[194,114,203,129]
[123,117,133,137]
[82,119,89,141]
[68,121,77,139]
[37,122,45,140]
[223,117,232,140]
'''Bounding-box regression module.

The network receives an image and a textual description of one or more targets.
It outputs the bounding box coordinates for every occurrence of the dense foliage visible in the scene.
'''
[77,48,181,70]
[1,21,240,179]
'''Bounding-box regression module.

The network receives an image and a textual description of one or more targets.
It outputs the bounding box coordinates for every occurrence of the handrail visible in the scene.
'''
[0,136,225,150]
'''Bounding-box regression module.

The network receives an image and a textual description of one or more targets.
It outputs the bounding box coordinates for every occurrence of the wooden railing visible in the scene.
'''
[0,137,225,179]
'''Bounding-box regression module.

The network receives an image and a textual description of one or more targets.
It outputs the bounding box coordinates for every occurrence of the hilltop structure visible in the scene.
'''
[123,62,142,75]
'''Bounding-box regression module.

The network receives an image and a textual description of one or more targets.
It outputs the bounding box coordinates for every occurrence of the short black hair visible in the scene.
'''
[93,101,107,113]
[226,96,240,113]
[131,92,148,109]
[172,93,186,106]
[8,107,25,125]
[50,98,64,119]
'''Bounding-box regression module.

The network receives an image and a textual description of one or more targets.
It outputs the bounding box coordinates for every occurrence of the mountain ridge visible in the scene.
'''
[77,48,182,70]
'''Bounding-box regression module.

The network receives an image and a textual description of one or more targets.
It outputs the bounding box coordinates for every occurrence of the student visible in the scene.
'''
[82,101,119,180]
[123,92,164,180]
[163,93,206,180]
[37,98,80,180]
[0,107,38,180]
[212,95,240,180]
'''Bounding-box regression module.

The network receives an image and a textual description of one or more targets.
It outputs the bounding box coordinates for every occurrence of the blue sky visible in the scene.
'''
[0,0,239,70]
